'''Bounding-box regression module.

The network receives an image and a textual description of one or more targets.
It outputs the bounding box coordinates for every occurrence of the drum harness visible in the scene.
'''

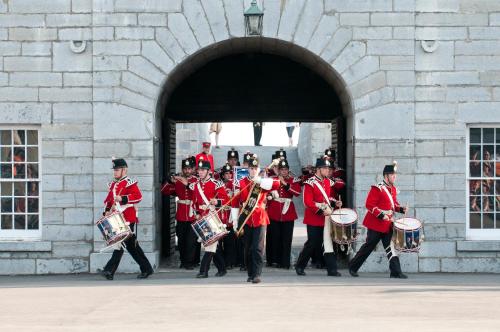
[312,178,352,254]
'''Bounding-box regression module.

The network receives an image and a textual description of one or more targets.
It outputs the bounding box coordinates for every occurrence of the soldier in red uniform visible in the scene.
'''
[191,159,229,278]
[227,148,240,167]
[219,164,237,268]
[231,154,280,283]
[161,158,198,270]
[98,158,153,280]
[295,158,342,277]
[348,161,408,279]
[266,159,301,269]
[195,141,215,173]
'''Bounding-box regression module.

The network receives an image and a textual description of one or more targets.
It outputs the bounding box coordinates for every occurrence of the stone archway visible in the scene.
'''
[154,37,354,260]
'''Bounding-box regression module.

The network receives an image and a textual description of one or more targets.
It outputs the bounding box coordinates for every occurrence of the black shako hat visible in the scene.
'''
[220,163,232,174]
[324,148,336,160]
[181,158,194,169]
[243,152,253,163]
[315,157,331,168]
[112,158,127,169]
[275,149,287,159]
[383,161,398,175]
[227,148,239,161]
[278,159,290,169]
[197,159,211,170]
[247,154,259,167]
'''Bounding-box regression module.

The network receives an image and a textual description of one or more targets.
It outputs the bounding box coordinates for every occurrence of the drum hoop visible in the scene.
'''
[330,208,358,226]
[394,217,422,231]
[202,230,229,246]
[95,211,126,225]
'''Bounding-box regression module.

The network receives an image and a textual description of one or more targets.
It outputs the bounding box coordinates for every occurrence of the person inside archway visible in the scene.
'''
[209,123,222,148]
[227,148,240,167]
[195,142,215,173]
[231,154,280,284]
[295,157,342,277]
[161,158,198,270]
[266,159,301,269]
[348,161,408,279]
[253,122,263,146]
[190,159,229,278]
[285,122,298,146]
[218,164,237,269]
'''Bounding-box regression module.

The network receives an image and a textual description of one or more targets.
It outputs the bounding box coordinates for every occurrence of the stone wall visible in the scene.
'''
[0,0,499,273]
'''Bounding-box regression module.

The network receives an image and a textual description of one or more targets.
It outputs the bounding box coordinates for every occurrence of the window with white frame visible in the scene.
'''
[0,128,41,239]
[467,126,500,240]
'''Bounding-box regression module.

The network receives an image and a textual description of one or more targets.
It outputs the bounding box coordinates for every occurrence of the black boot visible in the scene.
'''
[97,268,113,280]
[295,266,306,276]
[197,252,213,278]
[390,272,408,279]
[324,253,341,277]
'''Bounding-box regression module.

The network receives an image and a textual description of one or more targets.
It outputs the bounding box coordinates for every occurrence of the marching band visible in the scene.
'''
[96,142,422,282]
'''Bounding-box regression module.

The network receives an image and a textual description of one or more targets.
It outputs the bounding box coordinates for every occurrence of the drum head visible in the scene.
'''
[394,218,422,230]
[330,208,358,225]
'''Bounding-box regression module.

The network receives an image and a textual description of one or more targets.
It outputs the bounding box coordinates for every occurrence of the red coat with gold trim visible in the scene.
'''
[218,180,234,227]
[232,176,280,228]
[160,176,197,222]
[266,176,301,222]
[189,177,229,218]
[362,182,404,233]
[302,175,334,227]
[330,177,346,201]
[104,176,142,223]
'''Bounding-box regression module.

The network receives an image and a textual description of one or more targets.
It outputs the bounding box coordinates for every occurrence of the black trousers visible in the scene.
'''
[253,122,262,146]
[267,220,294,268]
[176,221,197,267]
[296,225,324,270]
[104,224,153,275]
[199,244,226,274]
[244,225,266,278]
[236,223,246,268]
[349,228,402,274]
[221,228,237,267]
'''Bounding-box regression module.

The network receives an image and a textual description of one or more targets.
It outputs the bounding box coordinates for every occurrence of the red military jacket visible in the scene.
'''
[232,176,280,228]
[218,180,234,227]
[161,176,197,222]
[104,176,142,223]
[330,177,346,201]
[266,176,301,222]
[195,152,214,172]
[302,175,335,227]
[190,177,229,218]
[363,181,404,233]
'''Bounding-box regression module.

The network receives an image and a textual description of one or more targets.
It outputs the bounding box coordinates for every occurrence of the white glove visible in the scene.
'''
[231,208,239,224]
[253,176,262,184]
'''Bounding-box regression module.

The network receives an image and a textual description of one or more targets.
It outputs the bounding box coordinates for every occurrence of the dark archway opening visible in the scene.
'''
[157,45,351,264]
[167,53,342,121]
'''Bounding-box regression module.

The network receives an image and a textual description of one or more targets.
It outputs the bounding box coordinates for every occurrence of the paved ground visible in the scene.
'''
[1,270,499,332]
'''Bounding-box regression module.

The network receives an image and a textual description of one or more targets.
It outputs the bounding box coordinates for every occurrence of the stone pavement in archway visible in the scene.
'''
[1,272,499,331]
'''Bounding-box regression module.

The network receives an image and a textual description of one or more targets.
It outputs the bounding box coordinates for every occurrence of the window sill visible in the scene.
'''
[457,241,500,252]
[0,240,51,252]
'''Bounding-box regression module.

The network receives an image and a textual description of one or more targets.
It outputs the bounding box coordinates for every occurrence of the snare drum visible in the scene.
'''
[329,208,358,245]
[393,218,424,252]
[192,213,228,246]
[96,211,132,248]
